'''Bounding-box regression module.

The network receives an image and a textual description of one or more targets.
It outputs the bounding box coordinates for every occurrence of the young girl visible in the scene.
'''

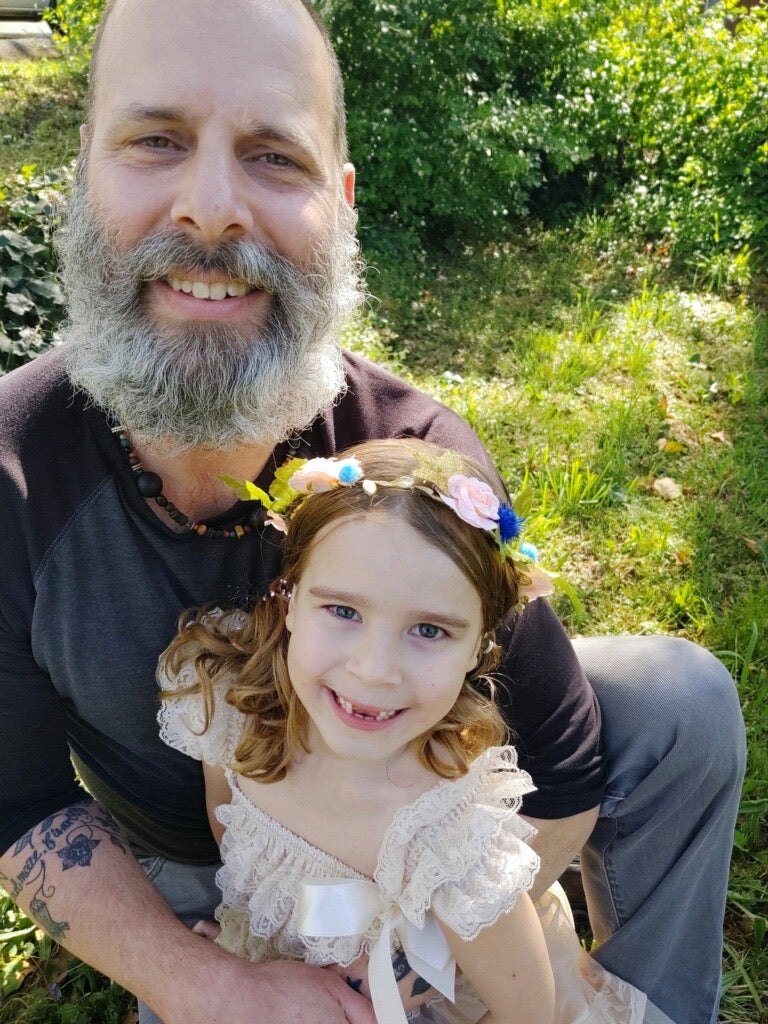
[157,439,661,1024]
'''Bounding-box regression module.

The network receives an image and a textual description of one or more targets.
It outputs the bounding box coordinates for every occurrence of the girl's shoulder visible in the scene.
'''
[375,747,541,936]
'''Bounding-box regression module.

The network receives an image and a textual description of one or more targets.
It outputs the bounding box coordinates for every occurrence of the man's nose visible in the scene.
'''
[169,145,255,243]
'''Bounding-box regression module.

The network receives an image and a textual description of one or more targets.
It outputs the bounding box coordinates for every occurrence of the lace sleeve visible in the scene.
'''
[157,611,247,768]
[376,746,541,941]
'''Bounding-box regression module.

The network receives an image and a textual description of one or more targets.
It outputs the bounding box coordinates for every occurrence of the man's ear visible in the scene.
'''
[342,162,355,207]
[79,123,90,152]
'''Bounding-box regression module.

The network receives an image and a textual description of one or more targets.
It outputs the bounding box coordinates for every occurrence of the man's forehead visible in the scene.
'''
[92,0,334,131]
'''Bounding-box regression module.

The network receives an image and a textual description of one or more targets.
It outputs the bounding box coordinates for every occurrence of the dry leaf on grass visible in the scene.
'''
[708,430,733,446]
[652,477,683,500]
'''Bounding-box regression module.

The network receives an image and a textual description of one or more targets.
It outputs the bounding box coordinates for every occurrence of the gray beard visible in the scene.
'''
[57,169,364,452]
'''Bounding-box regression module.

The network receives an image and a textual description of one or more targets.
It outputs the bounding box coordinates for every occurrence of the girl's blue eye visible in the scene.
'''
[413,623,444,640]
[329,605,359,621]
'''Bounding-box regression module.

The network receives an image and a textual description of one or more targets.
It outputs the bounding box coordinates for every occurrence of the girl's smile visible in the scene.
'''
[326,685,405,730]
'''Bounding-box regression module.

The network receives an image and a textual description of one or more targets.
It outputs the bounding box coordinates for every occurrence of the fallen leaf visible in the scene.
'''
[742,536,768,561]
[708,430,733,446]
[675,549,692,565]
[657,438,686,453]
[652,477,683,500]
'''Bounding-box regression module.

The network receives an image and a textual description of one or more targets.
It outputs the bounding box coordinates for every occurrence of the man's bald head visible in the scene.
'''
[85,0,348,165]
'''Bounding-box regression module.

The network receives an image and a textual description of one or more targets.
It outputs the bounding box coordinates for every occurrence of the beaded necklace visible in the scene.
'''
[111,421,265,539]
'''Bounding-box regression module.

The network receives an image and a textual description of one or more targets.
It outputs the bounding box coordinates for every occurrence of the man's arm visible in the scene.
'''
[521,806,599,900]
[0,799,375,1024]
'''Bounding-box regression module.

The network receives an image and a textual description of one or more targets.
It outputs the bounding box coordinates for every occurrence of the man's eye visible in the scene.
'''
[328,605,359,622]
[412,623,444,640]
[261,152,295,167]
[137,136,179,150]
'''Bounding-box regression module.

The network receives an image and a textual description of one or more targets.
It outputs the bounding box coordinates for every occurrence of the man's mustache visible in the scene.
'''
[99,230,307,296]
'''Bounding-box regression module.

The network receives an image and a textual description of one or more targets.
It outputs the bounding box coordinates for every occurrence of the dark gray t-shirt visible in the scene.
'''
[0,348,603,861]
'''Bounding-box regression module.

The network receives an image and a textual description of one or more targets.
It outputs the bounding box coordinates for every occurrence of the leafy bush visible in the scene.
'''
[14,0,768,285]
[46,0,106,59]
[568,0,768,275]
[321,0,598,246]
[320,0,767,272]
[0,166,68,374]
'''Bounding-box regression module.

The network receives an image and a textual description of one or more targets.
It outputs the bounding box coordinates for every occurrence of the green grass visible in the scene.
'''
[2,55,767,1024]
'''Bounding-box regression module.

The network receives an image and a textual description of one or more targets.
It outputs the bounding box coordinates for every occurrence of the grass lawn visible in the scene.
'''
[1,54,766,1024]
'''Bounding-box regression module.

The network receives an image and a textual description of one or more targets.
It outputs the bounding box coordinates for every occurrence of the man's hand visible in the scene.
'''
[165,955,377,1024]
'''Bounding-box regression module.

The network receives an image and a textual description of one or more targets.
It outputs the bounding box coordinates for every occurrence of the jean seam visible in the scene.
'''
[598,816,623,933]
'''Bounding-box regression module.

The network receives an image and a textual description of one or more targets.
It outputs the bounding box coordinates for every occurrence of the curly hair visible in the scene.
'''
[160,439,524,781]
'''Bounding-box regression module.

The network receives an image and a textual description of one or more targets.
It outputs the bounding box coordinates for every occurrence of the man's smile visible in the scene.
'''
[166,277,252,300]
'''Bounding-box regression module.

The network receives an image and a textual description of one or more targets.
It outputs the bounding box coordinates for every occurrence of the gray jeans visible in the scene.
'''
[139,635,746,1024]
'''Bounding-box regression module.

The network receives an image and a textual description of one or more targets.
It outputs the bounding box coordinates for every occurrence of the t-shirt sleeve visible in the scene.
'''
[0,616,86,855]
[493,599,605,818]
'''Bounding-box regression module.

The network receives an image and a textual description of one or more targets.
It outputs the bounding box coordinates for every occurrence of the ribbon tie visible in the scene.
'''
[298,877,456,1024]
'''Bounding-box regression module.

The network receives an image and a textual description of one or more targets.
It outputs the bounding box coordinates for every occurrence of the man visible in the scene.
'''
[0,1,745,1022]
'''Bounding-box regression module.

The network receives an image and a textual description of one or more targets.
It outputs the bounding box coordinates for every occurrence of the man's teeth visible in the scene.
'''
[168,279,250,300]
[335,694,398,721]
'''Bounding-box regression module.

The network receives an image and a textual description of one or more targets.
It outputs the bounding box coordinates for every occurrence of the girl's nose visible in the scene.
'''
[346,632,402,688]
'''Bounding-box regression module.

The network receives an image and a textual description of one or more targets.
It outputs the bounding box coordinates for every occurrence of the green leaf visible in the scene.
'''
[217,475,272,507]
[4,292,35,316]
[27,279,65,303]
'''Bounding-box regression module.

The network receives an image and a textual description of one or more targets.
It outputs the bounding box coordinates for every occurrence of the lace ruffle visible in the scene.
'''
[375,746,540,939]
[157,608,248,768]
[215,784,371,967]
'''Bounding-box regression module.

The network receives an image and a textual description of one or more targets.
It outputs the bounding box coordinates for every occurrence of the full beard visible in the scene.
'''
[57,169,364,452]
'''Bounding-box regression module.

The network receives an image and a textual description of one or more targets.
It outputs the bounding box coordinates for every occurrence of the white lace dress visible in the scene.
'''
[158,667,651,1024]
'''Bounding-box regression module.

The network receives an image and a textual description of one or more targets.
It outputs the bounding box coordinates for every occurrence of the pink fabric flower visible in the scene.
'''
[265,510,287,534]
[440,475,500,531]
[289,456,363,493]
[288,458,342,493]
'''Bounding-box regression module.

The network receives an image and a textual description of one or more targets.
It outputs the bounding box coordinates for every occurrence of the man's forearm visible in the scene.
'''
[0,798,227,1019]
[521,806,599,900]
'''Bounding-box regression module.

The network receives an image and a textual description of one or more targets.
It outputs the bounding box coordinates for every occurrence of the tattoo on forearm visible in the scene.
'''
[4,801,128,941]
[392,950,433,997]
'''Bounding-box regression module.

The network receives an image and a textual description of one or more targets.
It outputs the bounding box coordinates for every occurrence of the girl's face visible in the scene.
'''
[285,514,484,768]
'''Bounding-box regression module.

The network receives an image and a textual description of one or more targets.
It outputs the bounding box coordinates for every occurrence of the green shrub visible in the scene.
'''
[0,166,68,374]
[21,0,768,279]
[321,0,599,246]
[570,0,768,275]
[46,0,106,59]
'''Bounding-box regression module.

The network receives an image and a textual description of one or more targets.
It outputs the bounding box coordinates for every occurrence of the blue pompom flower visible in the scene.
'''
[337,458,364,485]
[498,503,524,543]
[518,542,539,563]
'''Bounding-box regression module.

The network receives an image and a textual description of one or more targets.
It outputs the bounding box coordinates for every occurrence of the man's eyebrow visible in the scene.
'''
[242,121,324,163]
[114,104,188,124]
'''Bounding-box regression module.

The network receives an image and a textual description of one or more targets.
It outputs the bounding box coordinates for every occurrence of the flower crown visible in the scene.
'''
[221,449,526,562]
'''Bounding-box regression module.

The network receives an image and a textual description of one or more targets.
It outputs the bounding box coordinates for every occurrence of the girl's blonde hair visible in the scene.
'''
[160,439,523,781]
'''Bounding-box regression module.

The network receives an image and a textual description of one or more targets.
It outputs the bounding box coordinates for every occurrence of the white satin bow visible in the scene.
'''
[297,877,456,1024]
